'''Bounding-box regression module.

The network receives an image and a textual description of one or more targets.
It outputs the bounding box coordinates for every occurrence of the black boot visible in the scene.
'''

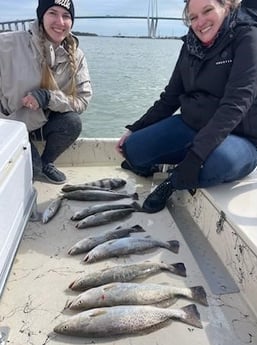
[142,179,174,213]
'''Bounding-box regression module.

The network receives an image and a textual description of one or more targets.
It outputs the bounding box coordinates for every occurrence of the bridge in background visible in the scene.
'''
[0,1,182,38]
[0,16,182,38]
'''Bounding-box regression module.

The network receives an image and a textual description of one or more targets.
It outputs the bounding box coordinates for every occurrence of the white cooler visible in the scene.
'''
[0,119,37,296]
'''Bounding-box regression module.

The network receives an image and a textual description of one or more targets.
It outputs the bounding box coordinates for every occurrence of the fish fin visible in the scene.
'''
[89,309,108,318]
[132,192,139,200]
[131,224,145,233]
[114,225,123,230]
[169,262,187,277]
[178,304,203,329]
[167,240,180,254]
[155,299,177,308]
[103,283,117,291]
[130,201,143,211]
[189,286,208,306]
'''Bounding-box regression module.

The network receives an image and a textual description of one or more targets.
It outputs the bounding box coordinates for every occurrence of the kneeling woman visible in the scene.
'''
[0,0,92,184]
[117,0,257,212]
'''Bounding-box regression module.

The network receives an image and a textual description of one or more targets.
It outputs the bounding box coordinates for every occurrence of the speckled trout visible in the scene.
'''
[61,190,138,201]
[71,201,142,221]
[66,282,208,310]
[62,178,126,192]
[42,197,63,224]
[83,237,179,263]
[69,261,186,291]
[68,225,146,255]
[53,304,203,337]
[75,208,137,229]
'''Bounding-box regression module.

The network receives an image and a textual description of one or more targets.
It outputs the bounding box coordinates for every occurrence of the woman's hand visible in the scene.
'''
[22,93,39,111]
[115,130,132,156]
[22,89,50,111]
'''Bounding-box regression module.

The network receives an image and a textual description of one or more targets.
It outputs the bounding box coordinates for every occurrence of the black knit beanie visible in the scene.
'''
[241,0,257,9]
[37,0,75,25]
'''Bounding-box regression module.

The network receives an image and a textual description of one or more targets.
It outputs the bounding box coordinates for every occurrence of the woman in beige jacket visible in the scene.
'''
[0,0,92,183]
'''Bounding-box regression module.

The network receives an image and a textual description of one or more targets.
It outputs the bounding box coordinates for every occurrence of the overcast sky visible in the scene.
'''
[0,0,188,36]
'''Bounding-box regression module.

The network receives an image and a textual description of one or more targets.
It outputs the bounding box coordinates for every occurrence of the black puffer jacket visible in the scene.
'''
[126,8,257,161]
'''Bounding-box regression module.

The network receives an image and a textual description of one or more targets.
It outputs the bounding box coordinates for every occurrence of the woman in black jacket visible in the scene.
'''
[116,0,257,213]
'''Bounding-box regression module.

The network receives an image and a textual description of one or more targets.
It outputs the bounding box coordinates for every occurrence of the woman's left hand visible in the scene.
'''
[171,150,203,190]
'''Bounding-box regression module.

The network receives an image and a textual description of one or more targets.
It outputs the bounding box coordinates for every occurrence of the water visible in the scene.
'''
[80,36,182,138]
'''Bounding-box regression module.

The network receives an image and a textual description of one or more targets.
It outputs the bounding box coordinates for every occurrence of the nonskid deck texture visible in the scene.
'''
[1,164,257,345]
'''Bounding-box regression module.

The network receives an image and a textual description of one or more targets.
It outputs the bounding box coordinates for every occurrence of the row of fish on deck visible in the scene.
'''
[40,177,209,338]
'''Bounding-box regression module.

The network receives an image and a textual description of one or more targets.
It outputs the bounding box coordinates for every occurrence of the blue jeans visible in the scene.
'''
[122,115,257,188]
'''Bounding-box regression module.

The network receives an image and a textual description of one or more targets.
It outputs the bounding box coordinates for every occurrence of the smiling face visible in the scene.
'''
[42,6,72,46]
[187,0,229,44]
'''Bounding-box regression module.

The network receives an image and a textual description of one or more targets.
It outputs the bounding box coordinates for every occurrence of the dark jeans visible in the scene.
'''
[122,115,257,188]
[30,111,82,174]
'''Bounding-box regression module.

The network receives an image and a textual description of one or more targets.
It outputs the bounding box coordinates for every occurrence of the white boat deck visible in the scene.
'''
[204,169,257,255]
[1,138,257,345]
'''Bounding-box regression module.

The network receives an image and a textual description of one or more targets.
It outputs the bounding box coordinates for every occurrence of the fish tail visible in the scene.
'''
[132,192,139,200]
[168,262,187,277]
[190,286,208,306]
[177,304,203,329]
[110,179,125,189]
[131,201,143,211]
[167,240,180,254]
[130,224,146,233]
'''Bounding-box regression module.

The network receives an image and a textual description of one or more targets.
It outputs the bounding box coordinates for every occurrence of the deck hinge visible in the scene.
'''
[216,211,226,234]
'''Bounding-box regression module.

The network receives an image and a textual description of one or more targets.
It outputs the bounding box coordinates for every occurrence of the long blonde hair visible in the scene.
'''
[182,0,241,27]
[39,25,77,98]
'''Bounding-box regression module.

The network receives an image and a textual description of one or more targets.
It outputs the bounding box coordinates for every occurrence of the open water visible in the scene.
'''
[79,36,182,138]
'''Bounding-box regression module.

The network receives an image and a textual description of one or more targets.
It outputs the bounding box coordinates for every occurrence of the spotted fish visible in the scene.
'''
[69,261,186,291]
[61,190,138,201]
[66,282,208,310]
[41,197,63,224]
[53,304,203,337]
[68,225,146,255]
[83,237,179,263]
[62,178,126,192]
[71,202,142,221]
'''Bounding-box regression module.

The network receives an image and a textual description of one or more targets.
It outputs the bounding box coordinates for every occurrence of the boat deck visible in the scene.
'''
[1,139,257,345]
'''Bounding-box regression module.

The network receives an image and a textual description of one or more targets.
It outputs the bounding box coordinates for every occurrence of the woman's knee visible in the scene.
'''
[46,111,82,139]
[62,112,82,138]
[199,137,257,186]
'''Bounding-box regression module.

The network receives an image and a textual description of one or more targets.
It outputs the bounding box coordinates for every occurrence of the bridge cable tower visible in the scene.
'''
[148,0,158,38]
